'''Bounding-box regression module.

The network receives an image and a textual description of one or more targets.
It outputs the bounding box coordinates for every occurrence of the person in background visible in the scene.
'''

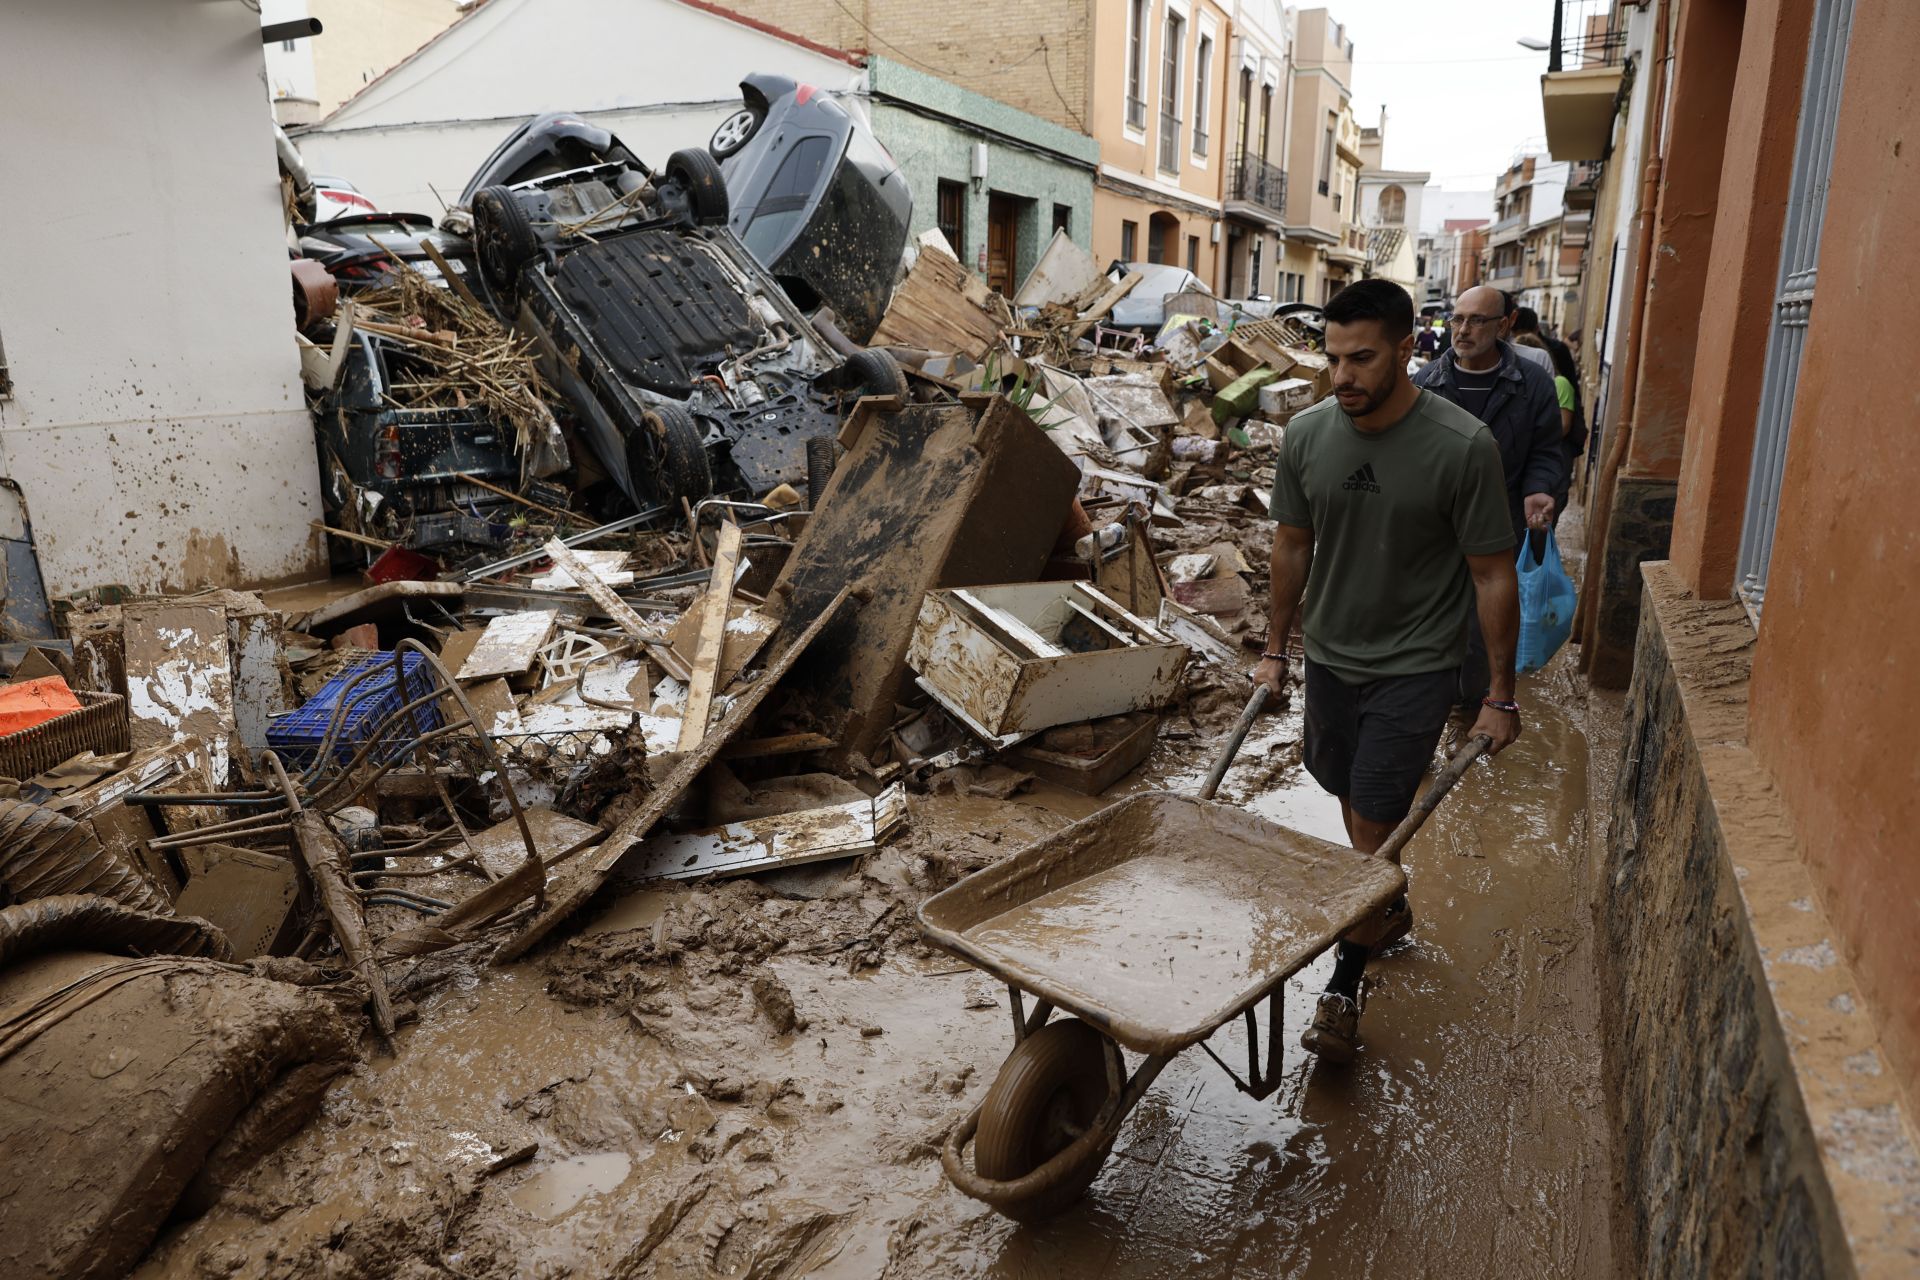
[1513,306,1575,383]
[1254,278,1522,1063]
[1412,285,1563,709]
[1501,297,1554,375]
[1415,321,1440,360]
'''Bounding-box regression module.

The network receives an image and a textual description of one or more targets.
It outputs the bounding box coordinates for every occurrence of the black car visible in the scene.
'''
[313,331,521,561]
[456,113,904,512]
[711,75,912,342]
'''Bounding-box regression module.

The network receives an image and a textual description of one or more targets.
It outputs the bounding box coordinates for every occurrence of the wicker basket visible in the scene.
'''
[0,691,131,780]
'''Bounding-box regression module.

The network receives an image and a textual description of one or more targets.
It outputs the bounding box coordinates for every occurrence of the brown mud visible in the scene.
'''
[136,569,1612,1279]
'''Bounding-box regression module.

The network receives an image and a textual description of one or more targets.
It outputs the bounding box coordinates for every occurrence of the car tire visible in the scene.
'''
[629,401,713,508]
[472,185,538,297]
[840,349,909,400]
[664,149,730,226]
[708,108,763,160]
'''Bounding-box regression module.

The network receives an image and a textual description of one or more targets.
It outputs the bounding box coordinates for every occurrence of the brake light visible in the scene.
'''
[795,83,817,105]
[322,189,377,212]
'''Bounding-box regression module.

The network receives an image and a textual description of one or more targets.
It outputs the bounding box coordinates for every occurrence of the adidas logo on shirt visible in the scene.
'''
[1342,462,1382,493]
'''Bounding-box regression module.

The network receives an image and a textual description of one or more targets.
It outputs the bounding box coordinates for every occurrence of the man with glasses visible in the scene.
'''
[1413,284,1564,707]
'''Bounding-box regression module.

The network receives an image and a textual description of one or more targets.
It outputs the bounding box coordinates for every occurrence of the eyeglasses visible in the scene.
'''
[1447,314,1500,331]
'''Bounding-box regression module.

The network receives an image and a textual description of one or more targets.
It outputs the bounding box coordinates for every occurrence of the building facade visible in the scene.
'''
[1280,8,1364,303]
[1088,0,1235,281]
[1356,110,1430,298]
[866,57,1098,294]
[1543,0,1920,1273]
[1485,153,1568,306]
[0,0,324,598]
[1219,0,1293,299]
[262,0,463,126]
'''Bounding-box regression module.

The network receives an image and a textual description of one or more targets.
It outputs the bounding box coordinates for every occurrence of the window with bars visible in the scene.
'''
[1737,0,1855,623]
[936,180,967,262]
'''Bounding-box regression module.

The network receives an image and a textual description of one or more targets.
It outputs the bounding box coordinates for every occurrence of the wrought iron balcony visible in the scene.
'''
[1159,113,1182,174]
[1226,153,1288,212]
[1549,0,1628,73]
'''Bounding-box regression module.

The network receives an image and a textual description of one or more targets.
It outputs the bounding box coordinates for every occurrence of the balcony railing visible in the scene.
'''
[1126,95,1146,130]
[1226,152,1288,212]
[1489,263,1523,284]
[1549,0,1628,73]
[1159,112,1181,174]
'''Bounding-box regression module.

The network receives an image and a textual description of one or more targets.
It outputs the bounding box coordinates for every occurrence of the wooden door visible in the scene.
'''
[986,194,1016,295]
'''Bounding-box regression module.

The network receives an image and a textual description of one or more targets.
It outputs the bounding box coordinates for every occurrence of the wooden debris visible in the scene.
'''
[457,611,557,682]
[290,808,397,1049]
[676,523,742,751]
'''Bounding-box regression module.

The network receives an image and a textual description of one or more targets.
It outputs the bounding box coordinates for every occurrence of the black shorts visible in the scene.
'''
[1301,658,1455,826]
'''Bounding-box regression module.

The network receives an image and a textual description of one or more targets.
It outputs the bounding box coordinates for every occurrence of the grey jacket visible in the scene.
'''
[1413,341,1566,537]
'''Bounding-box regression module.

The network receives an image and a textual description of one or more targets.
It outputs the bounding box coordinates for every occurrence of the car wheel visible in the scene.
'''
[664,149,729,226]
[840,349,910,400]
[472,185,538,298]
[628,401,713,508]
[708,108,763,160]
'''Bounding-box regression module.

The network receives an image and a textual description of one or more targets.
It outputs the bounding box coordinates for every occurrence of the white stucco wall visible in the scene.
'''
[294,0,866,215]
[0,0,323,598]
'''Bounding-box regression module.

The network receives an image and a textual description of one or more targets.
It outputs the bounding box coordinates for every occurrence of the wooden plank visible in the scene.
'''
[676,523,742,750]
[870,247,1008,360]
[1068,271,1144,341]
[540,539,667,646]
[419,237,484,311]
[718,732,836,760]
[456,610,556,681]
[123,602,238,788]
[494,586,861,963]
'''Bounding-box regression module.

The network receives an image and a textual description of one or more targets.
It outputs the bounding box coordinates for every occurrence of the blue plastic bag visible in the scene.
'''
[1515,529,1576,675]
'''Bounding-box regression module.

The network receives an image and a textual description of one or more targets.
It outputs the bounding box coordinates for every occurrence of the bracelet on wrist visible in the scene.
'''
[1482,697,1520,714]
[1260,651,1287,661]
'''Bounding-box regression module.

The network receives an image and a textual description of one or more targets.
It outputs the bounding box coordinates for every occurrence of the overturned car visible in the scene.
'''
[455,113,904,512]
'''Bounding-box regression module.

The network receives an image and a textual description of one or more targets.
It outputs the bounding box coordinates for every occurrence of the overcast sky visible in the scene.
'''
[1335,0,1553,190]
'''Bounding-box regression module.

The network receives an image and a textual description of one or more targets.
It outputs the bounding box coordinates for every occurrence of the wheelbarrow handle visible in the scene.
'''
[1198,683,1271,801]
[1373,733,1492,864]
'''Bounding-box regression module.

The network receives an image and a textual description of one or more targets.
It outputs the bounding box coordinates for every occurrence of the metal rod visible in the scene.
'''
[1198,683,1271,800]
[461,506,671,582]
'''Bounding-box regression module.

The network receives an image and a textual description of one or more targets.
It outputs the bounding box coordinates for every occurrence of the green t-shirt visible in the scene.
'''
[1269,390,1515,685]
[1555,374,1576,411]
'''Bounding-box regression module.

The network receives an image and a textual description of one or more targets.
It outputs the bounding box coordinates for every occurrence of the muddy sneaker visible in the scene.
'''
[1301,993,1360,1063]
[1372,896,1414,953]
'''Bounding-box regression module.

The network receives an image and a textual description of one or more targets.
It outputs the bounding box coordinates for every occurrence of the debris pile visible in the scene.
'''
[0,111,1339,1277]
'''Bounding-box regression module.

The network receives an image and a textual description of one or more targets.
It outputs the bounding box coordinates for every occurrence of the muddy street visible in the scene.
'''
[127,643,1610,1280]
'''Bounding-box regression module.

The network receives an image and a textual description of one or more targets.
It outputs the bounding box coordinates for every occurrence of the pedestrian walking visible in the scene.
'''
[1412,284,1564,708]
[1253,279,1523,1063]
[1502,296,1554,374]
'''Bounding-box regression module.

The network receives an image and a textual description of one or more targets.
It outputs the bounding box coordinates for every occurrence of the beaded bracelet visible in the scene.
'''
[1482,697,1520,714]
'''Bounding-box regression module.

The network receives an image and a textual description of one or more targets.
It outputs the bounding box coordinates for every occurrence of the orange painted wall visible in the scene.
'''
[1669,0,1817,595]
[1620,0,1743,482]
[1746,0,1920,1104]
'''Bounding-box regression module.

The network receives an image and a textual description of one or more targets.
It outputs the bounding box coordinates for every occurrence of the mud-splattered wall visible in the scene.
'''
[0,0,324,598]
[1603,565,1920,1277]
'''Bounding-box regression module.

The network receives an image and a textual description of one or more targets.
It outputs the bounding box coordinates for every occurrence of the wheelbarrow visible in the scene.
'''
[918,685,1492,1222]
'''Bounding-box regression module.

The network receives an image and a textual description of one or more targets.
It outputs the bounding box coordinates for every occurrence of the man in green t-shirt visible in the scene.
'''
[1252,279,1523,1063]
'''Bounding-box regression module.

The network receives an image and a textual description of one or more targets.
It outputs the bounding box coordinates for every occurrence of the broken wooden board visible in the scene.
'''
[448,677,516,735]
[123,603,237,787]
[452,807,602,880]
[530,550,631,590]
[1068,271,1144,341]
[677,524,742,751]
[666,597,777,689]
[623,782,906,883]
[457,611,557,682]
[871,245,1010,362]
[175,844,300,960]
[494,586,861,963]
[540,540,665,646]
[1157,598,1243,667]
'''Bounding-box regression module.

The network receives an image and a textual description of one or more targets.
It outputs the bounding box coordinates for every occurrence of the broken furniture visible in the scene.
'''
[1008,713,1158,797]
[908,582,1189,746]
[767,394,1081,760]
[620,782,907,883]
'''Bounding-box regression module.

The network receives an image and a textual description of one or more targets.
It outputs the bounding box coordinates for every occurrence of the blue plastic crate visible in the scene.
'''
[267,651,442,768]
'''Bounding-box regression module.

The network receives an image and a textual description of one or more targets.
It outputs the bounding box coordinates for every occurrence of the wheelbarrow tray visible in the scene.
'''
[919,791,1406,1056]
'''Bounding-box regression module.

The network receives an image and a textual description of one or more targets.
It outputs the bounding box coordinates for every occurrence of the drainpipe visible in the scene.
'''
[1573,0,1671,653]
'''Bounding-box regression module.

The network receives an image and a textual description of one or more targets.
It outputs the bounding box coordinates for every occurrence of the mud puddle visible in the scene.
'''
[136,657,1610,1279]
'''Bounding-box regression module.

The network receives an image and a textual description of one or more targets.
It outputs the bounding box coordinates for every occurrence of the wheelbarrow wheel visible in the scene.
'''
[974,1018,1115,1222]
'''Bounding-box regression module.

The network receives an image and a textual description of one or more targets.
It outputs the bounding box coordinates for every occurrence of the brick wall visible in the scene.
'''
[748,0,1092,132]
